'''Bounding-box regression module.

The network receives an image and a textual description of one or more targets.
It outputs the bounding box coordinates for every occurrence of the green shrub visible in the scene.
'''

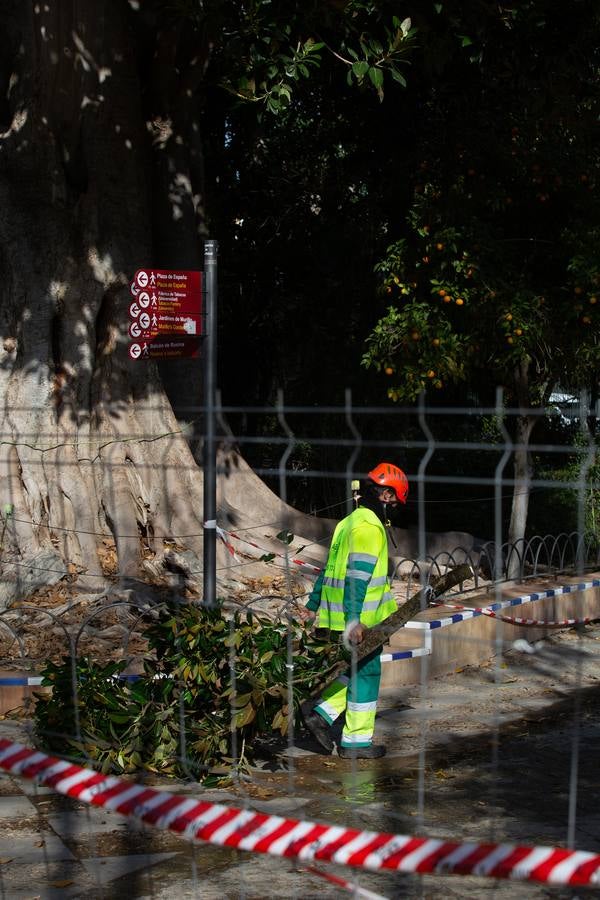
[34,602,344,781]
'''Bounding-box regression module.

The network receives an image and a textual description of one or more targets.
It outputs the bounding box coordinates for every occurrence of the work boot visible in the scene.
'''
[300,701,334,754]
[338,744,386,759]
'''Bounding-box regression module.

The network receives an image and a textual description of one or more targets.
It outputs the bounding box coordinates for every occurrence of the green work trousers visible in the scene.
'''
[314,649,381,748]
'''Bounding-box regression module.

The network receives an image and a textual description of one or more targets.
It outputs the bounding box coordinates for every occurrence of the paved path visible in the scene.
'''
[2,623,600,898]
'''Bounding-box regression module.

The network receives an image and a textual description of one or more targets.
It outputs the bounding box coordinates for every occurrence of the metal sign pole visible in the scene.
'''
[203,240,218,606]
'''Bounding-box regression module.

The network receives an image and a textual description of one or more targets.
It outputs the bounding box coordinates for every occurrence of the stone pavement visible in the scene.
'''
[2,622,600,898]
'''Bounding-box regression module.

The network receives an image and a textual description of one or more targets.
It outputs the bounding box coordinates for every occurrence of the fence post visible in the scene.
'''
[203,239,218,607]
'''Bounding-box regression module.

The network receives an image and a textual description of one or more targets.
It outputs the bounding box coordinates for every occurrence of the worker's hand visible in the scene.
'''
[348,622,366,645]
[296,607,316,625]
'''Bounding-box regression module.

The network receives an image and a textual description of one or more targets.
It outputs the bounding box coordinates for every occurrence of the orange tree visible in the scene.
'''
[362,0,600,554]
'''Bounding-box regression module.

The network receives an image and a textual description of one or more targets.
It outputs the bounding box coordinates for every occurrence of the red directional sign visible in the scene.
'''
[128,268,203,359]
[132,269,202,319]
[128,337,201,360]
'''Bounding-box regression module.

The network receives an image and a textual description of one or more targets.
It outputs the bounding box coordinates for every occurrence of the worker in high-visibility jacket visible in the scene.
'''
[301,462,409,759]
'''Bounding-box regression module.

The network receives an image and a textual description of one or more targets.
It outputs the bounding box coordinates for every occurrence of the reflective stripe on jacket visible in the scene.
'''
[316,506,396,631]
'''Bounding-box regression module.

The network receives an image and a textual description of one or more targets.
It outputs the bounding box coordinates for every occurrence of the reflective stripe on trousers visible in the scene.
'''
[314,649,381,748]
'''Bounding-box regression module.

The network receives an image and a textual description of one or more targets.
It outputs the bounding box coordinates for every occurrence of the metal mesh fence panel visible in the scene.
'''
[0,393,599,898]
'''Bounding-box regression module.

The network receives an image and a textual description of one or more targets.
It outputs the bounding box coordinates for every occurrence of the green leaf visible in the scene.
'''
[390,67,407,87]
[352,61,369,80]
[368,67,384,89]
[231,691,253,708]
[235,704,257,728]
[108,713,132,724]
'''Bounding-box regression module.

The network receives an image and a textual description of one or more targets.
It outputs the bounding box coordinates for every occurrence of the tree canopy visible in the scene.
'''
[0,0,598,586]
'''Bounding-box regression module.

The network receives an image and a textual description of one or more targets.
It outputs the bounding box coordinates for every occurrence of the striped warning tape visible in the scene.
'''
[1,738,600,887]
[404,579,600,631]
[0,676,43,686]
[225,529,323,573]
[3,582,598,688]
[429,600,596,628]
[0,647,432,687]
[483,611,597,628]
[216,526,239,558]
[306,863,390,898]
[304,864,389,899]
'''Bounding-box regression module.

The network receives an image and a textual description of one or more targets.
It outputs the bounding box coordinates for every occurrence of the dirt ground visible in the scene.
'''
[1,620,600,898]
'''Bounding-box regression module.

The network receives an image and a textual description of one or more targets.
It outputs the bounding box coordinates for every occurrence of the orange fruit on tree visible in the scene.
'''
[574,286,583,294]
[432,338,440,346]
[514,328,522,336]
[590,296,597,305]
[436,242,444,251]
[438,289,446,296]
[427,370,435,378]
[455,297,464,305]
[385,366,394,375]
[411,331,421,341]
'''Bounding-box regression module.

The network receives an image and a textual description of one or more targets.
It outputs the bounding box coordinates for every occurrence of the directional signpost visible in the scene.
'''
[128,268,203,358]
[127,244,218,606]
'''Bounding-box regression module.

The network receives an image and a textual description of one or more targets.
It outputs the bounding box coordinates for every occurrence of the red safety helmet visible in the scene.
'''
[367,462,409,504]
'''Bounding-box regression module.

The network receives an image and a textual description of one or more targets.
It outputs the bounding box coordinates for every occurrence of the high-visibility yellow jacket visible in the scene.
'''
[307,506,396,631]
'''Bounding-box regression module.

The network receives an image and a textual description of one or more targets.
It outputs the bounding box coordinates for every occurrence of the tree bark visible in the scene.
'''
[0,1,209,592]
[507,359,537,579]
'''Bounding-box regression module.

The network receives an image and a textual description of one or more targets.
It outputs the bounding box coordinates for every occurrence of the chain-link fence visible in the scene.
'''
[0,393,599,897]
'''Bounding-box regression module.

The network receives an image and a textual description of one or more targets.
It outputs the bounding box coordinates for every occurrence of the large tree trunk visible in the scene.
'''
[0,1,210,597]
[507,360,537,579]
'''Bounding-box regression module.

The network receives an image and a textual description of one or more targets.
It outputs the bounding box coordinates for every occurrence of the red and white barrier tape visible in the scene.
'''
[1,739,600,887]
[431,600,595,629]
[216,525,239,558]
[483,611,595,628]
[430,597,596,629]
[304,864,389,899]
[225,529,322,573]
